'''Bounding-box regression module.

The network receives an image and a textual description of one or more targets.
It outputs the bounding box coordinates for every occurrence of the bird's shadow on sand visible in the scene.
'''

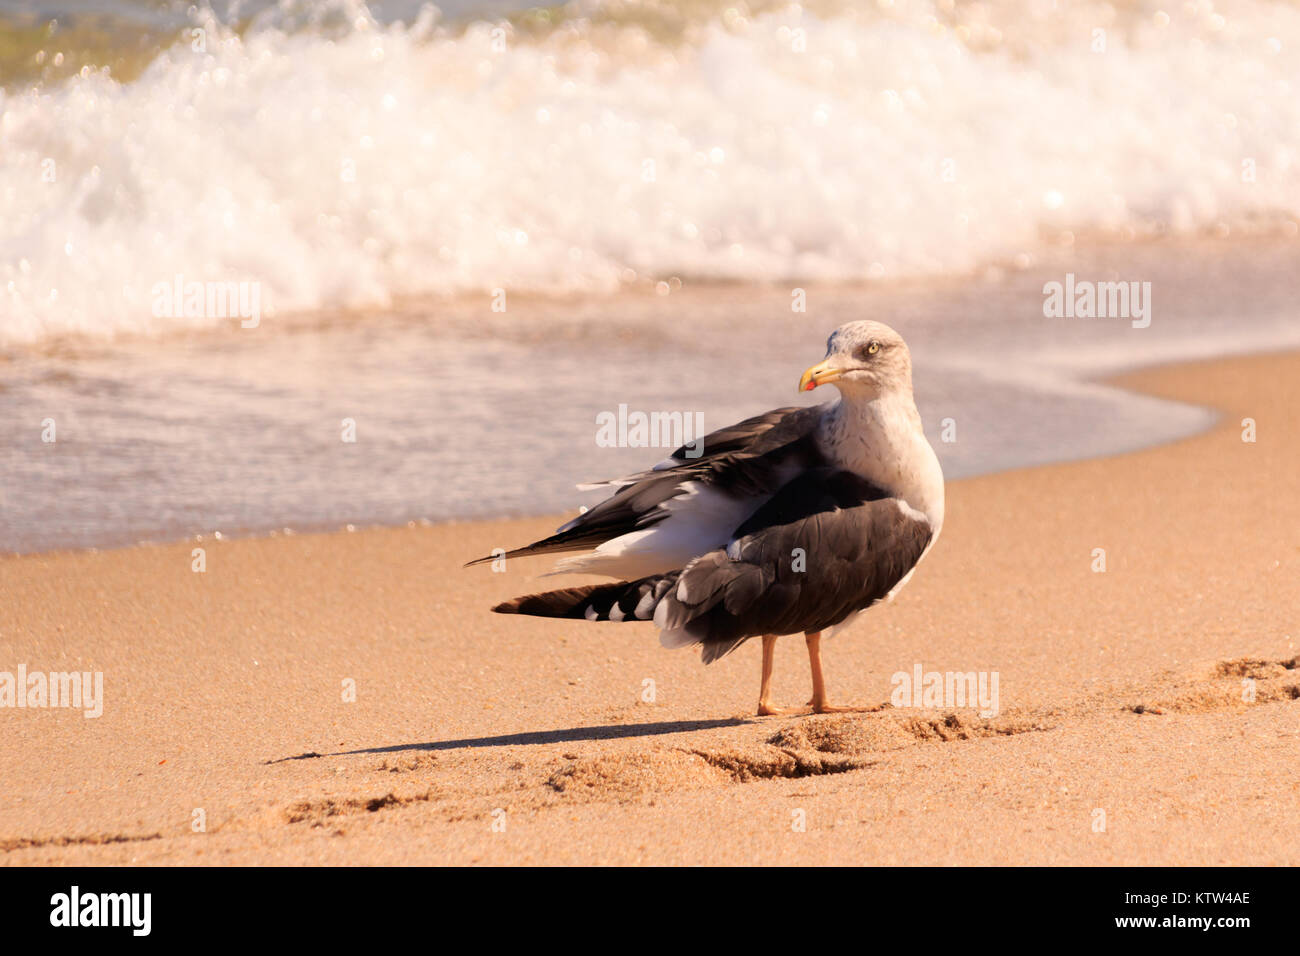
[266,718,748,763]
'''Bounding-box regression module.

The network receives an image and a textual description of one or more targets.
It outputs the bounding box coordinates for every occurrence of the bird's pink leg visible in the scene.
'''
[806,630,873,714]
[756,634,792,716]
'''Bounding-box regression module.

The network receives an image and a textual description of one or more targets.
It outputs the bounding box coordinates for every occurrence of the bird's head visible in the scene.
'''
[799,320,913,399]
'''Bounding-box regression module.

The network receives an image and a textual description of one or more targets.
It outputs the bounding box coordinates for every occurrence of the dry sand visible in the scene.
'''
[2,351,1298,866]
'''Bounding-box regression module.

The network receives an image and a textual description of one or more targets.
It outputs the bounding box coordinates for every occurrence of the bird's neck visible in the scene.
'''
[819,389,946,530]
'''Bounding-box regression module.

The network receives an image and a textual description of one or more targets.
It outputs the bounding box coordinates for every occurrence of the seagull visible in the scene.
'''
[469,320,945,715]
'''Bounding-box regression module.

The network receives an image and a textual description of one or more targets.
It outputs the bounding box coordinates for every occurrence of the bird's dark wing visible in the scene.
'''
[653,468,934,662]
[465,405,826,566]
[658,406,808,466]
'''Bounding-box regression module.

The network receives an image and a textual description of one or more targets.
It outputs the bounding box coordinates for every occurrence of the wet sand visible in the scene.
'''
[1,350,1298,865]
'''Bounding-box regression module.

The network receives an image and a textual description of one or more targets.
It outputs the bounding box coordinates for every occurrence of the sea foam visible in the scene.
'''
[1,0,1298,343]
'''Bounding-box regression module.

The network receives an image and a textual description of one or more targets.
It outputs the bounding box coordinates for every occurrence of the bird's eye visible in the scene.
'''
[867,341,880,355]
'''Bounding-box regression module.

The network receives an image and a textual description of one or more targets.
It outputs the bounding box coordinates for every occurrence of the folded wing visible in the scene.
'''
[652,468,934,661]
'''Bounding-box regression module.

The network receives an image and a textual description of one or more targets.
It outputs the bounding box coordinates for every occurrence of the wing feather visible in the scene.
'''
[465,405,825,567]
[653,469,933,659]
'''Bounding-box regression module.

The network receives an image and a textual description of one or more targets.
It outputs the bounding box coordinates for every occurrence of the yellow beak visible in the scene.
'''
[799,358,842,392]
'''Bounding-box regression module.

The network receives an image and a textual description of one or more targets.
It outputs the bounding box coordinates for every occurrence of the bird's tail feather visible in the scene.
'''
[493,573,680,623]
[492,567,751,664]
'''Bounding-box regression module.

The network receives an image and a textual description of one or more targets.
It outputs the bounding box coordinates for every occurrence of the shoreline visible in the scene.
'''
[5,235,1298,556]
[0,341,1266,562]
[2,348,1298,865]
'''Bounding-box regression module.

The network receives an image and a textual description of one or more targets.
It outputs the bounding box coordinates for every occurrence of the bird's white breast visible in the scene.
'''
[818,393,945,532]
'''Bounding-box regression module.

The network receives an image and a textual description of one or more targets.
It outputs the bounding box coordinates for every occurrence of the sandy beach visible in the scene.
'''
[2,349,1297,866]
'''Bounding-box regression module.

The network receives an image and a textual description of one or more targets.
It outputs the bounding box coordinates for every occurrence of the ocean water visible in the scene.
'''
[3,238,1297,553]
[3,0,1299,340]
[1,1,1298,552]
